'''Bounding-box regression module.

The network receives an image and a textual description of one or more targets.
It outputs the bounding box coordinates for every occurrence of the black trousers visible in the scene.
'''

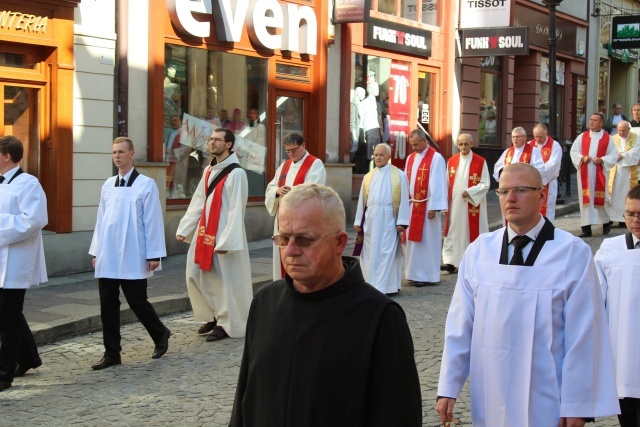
[619,398,640,427]
[98,278,166,357]
[0,289,39,383]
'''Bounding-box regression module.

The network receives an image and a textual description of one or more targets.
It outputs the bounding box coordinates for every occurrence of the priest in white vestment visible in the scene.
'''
[493,127,546,183]
[403,129,447,286]
[437,163,619,427]
[89,137,170,371]
[0,135,47,391]
[354,144,410,294]
[571,112,618,237]
[604,121,640,223]
[177,128,253,341]
[530,123,563,221]
[595,185,640,427]
[265,132,325,281]
[441,134,489,272]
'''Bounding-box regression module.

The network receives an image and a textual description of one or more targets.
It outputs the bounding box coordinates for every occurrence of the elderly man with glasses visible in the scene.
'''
[595,184,640,427]
[265,132,325,281]
[437,163,619,427]
[230,182,422,427]
[493,127,546,183]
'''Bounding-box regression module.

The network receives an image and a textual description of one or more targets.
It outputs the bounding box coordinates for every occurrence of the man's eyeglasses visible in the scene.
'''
[494,186,541,197]
[623,211,640,220]
[285,145,302,154]
[271,231,339,248]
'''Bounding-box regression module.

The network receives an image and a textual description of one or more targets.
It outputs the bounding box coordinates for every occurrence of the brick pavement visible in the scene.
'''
[2,210,624,426]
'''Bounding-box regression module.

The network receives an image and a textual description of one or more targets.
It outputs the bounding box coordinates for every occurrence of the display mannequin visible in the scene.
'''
[350,87,365,158]
[362,82,382,159]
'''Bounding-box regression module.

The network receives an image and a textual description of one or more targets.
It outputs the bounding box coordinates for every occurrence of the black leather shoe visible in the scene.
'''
[0,381,11,392]
[91,355,121,370]
[152,328,171,359]
[413,281,438,287]
[603,222,612,235]
[579,225,592,238]
[440,264,455,273]
[15,358,43,377]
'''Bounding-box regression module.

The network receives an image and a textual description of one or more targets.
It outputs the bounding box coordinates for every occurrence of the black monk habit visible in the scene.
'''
[229,257,422,427]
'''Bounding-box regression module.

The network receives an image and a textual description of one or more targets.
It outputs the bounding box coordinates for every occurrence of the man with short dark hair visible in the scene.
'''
[177,128,252,341]
[595,184,640,427]
[629,103,640,128]
[265,132,325,281]
[437,163,619,427]
[606,103,628,135]
[89,137,170,370]
[571,112,618,237]
[230,183,422,426]
[0,136,46,391]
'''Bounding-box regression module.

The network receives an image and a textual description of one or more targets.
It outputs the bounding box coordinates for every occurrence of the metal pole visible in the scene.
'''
[543,0,563,138]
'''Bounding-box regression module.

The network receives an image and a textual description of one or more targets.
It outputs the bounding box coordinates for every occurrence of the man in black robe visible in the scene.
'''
[229,182,422,426]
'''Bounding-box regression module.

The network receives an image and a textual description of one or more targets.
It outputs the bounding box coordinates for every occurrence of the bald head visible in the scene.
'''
[498,163,545,234]
[618,120,631,139]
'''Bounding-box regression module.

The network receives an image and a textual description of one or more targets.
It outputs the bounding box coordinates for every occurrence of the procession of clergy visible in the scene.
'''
[3,111,640,425]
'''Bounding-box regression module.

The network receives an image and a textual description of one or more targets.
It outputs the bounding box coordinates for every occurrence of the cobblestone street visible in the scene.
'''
[1,212,623,426]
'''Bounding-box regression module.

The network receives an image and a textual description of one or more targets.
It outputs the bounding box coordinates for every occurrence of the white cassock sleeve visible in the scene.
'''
[142,182,167,259]
[265,163,285,217]
[0,178,48,247]
[530,147,549,185]
[464,158,490,207]
[214,169,248,252]
[264,158,326,216]
[492,149,508,182]
[88,182,108,257]
[177,171,207,243]
[570,134,584,169]
[428,154,448,211]
[396,171,411,226]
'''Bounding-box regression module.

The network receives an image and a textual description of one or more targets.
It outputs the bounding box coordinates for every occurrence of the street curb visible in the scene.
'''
[32,278,274,346]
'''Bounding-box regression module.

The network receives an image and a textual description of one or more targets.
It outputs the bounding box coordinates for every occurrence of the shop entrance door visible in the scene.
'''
[417,67,439,150]
[274,90,310,167]
[0,84,41,177]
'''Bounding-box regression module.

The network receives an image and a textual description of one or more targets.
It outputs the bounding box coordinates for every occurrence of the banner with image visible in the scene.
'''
[388,60,411,168]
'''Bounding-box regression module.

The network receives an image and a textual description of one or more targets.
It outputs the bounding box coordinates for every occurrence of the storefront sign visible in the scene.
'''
[513,5,580,56]
[608,45,639,63]
[333,0,370,24]
[460,0,510,29]
[611,16,640,49]
[388,61,411,166]
[168,0,318,55]
[460,27,529,57]
[365,19,432,58]
[0,10,48,34]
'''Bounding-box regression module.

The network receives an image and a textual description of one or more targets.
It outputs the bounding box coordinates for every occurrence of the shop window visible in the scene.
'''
[164,44,268,200]
[0,52,35,69]
[350,53,411,173]
[598,59,609,116]
[540,57,565,140]
[478,57,501,146]
[377,0,440,26]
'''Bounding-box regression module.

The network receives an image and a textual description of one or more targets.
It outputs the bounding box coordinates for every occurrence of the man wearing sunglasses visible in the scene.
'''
[230,183,421,426]
[177,128,252,342]
[265,132,325,281]
[437,163,619,427]
[595,185,640,427]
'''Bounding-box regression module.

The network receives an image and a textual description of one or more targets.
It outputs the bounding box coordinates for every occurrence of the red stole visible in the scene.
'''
[504,143,534,166]
[194,168,230,272]
[276,153,318,276]
[278,154,318,187]
[528,136,554,216]
[580,131,610,207]
[444,153,485,243]
[406,147,436,242]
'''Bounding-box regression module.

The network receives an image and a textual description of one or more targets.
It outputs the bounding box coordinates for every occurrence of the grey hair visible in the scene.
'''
[280,183,345,232]
[374,143,392,156]
[409,128,427,141]
[511,127,527,136]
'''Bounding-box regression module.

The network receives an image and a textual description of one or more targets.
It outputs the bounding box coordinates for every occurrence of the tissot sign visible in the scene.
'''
[460,0,510,29]
[168,0,318,55]
[460,27,529,57]
[365,19,432,58]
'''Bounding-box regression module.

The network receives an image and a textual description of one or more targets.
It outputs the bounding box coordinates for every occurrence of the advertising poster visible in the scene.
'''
[388,60,411,168]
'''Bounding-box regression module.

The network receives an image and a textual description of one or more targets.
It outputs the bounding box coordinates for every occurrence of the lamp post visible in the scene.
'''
[542,0,563,139]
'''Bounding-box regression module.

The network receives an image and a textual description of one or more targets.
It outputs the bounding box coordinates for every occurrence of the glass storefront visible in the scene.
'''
[163,44,268,199]
[478,56,501,146]
[378,0,440,26]
[540,57,565,140]
[350,54,411,173]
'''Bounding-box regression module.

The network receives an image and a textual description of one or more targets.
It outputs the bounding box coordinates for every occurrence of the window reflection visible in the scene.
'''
[478,57,501,146]
[164,44,268,199]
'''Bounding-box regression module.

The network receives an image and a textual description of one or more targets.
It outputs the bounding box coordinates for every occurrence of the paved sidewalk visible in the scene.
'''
[24,180,580,345]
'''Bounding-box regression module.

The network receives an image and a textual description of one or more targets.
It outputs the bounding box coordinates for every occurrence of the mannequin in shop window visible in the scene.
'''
[361,82,383,165]
[350,87,365,163]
